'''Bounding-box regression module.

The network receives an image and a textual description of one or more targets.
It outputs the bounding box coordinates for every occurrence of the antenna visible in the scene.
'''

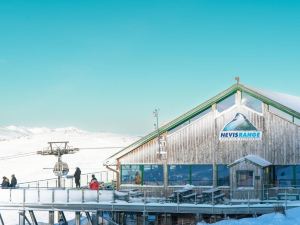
[37,141,79,188]
[153,109,166,159]
[235,76,240,84]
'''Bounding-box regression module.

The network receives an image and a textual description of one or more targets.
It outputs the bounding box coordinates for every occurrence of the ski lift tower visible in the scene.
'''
[37,141,79,188]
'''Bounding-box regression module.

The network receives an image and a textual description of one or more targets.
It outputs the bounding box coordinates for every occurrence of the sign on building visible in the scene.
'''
[219,113,262,141]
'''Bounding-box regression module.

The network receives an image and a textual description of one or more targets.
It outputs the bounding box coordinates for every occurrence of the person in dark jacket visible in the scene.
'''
[1,177,10,189]
[74,167,81,188]
[10,174,17,188]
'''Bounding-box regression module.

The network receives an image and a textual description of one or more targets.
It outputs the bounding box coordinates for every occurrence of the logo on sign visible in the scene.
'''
[219,113,262,141]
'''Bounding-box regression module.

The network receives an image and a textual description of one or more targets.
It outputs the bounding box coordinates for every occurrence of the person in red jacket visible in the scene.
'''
[89,174,100,190]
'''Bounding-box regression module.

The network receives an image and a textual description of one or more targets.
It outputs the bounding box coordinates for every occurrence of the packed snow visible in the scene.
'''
[0,126,137,184]
[0,126,137,224]
[197,207,300,225]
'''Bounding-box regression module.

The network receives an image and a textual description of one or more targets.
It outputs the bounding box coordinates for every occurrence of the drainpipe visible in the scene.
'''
[106,165,120,190]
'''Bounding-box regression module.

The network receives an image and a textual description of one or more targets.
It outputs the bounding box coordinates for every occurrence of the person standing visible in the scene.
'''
[74,167,81,188]
[10,174,17,188]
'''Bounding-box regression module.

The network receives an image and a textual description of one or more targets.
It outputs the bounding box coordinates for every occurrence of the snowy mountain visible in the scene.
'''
[0,126,137,184]
[223,113,257,131]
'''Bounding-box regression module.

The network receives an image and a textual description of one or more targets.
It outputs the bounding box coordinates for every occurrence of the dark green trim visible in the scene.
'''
[109,83,300,161]
[140,165,144,185]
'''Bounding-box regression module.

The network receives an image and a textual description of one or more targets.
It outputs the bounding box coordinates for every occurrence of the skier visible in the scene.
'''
[89,174,100,190]
[10,174,17,188]
[74,167,81,188]
[1,177,10,189]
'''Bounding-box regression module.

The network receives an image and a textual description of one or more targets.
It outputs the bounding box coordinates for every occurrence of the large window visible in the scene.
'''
[169,108,211,134]
[190,108,211,123]
[237,170,254,188]
[294,117,300,126]
[274,166,294,187]
[121,165,142,185]
[217,94,236,113]
[242,92,263,113]
[191,165,213,186]
[168,165,190,186]
[217,165,230,186]
[143,165,164,185]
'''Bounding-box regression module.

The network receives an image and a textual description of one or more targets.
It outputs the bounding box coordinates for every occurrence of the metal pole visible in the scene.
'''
[49,211,54,225]
[0,212,4,225]
[19,211,25,225]
[29,210,38,225]
[75,212,81,225]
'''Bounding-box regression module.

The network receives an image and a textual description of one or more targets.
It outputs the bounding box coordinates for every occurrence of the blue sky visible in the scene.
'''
[0,0,300,135]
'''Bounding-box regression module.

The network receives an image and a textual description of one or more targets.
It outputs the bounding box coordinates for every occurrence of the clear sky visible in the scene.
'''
[0,0,300,135]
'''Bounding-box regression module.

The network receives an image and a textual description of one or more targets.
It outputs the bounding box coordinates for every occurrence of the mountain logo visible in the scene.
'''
[220,113,262,141]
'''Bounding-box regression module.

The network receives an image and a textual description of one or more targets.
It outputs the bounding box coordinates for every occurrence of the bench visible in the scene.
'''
[213,193,225,203]
[182,192,197,202]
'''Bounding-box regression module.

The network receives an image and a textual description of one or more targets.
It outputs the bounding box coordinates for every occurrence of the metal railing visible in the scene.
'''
[17,171,116,189]
[0,187,299,207]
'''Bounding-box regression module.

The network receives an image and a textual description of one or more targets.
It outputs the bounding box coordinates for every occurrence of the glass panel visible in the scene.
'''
[217,94,236,112]
[217,165,230,186]
[121,165,142,185]
[143,165,164,185]
[294,117,300,126]
[190,108,212,123]
[191,165,213,186]
[269,105,293,122]
[168,120,190,134]
[168,165,190,186]
[274,166,294,187]
[242,92,263,113]
[237,170,253,188]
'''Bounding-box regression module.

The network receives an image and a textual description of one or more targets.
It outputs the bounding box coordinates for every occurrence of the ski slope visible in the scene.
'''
[0,126,137,184]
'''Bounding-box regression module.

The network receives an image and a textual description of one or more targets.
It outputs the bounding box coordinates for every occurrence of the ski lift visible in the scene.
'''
[53,161,69,176]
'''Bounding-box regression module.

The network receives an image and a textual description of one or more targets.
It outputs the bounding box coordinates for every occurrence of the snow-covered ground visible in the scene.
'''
[198,207,300,225]
[0,126,137,224]
[0,126,137,184]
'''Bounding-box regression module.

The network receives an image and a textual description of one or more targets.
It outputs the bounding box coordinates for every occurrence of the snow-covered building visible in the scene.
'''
[107,83,300,197]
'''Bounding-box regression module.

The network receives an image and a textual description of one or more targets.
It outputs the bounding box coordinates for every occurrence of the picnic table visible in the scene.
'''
[169,188,195,203]
[199,188,225,204]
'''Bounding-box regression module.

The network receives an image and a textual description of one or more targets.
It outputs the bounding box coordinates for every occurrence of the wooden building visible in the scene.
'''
[106,83,300,198]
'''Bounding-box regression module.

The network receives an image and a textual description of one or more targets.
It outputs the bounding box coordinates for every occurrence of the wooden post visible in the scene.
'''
[75,212,81,225]
[19,211,25,225]
[49,211,54,225]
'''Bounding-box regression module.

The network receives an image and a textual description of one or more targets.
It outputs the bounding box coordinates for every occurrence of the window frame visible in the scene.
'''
[236,170,254,189]
[241,92,263,114]
[217,164,230,187]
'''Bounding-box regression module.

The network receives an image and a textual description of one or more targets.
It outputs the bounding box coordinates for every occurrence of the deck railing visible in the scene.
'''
[0,187,298,207]
[17,171,116,189]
